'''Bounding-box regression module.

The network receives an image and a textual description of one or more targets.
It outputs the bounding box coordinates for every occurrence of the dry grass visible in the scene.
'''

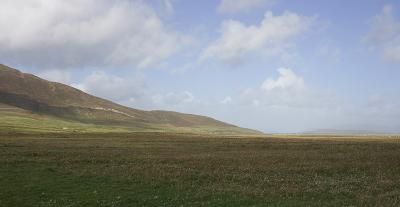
[1,133,400,206]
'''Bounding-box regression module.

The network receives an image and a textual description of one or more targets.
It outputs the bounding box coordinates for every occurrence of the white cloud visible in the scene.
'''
[240,68,332,108]
[72,71,195,110]
[0,0,188,69]
[261,68,305,92]
[152,91,194,106]
[37,70,72,84]
[72,71,148,103]
[163,0,175,15]
[220,96,232,104]
[365,4,400,62]
[201,11,314,64]
[217,0,275,14]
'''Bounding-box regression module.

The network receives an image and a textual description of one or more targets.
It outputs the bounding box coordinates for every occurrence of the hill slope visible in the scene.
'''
[0,64,260,134]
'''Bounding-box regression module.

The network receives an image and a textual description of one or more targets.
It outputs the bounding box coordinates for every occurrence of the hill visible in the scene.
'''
[303,129,400,135]
[0,64,260,134]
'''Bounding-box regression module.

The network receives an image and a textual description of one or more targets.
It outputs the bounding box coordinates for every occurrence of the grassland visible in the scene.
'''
[0,105,259,136]
[1,132,400,206]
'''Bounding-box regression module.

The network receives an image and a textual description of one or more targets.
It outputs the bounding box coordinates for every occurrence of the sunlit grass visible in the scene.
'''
[0,110,257,136]
[1,133,400,206]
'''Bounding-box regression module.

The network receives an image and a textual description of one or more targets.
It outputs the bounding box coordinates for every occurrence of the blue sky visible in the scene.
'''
[1,0,400,133]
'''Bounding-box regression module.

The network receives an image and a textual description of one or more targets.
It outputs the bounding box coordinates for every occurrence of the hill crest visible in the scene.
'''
[0,64,260,134]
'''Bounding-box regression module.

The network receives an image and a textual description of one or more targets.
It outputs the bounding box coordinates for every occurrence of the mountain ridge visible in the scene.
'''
[0,64,260,134]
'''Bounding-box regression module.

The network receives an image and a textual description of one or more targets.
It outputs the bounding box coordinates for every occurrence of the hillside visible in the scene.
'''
[0,64,260,134]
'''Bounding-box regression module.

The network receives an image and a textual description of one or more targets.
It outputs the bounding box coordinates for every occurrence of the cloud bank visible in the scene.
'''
[0,0,188,70]
[240,68,333,109]
[202,11,314,64]
[72,71,195,110]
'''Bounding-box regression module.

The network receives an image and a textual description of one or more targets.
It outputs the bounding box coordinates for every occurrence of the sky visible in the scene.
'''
[1,0,400,133]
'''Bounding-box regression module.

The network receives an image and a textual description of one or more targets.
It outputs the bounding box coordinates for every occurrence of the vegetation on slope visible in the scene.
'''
[0,64,260,134]
[0,104,256,135]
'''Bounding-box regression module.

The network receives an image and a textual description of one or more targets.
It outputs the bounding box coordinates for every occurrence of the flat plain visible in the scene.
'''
[1,132,400,206]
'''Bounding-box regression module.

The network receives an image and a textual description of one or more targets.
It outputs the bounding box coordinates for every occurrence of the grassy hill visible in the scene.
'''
[0,64,260,135]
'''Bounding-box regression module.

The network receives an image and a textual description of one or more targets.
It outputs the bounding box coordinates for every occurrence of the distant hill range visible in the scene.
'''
[0,64,260,134]
[303,129,400,135]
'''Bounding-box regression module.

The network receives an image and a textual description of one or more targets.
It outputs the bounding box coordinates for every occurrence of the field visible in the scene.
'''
[1,132,400,206]
[0,106,259,135]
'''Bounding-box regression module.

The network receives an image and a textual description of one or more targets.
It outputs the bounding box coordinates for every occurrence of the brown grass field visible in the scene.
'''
[1,132,400,206]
